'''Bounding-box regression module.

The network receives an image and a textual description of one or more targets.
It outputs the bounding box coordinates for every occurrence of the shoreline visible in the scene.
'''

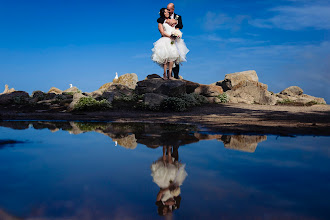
[1,103,330,136]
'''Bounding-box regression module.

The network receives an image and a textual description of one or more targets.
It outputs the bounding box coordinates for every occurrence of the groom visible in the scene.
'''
[157,3,183,79]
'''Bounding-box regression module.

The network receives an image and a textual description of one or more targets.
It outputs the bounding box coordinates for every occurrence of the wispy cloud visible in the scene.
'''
[202,11,248,31]
[249,4,330,30]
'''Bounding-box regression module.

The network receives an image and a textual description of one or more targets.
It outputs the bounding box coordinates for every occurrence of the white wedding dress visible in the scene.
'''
[151,22,189,67]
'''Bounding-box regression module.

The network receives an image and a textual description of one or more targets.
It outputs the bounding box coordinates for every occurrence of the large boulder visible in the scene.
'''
[280,86,303,96]
[144,93,168,109]
[47,87,62,94]
[220,70,259,91]
[116,73,138,89]
[136,79,186,97]
[226,80,276,105]
[0,91,30,105]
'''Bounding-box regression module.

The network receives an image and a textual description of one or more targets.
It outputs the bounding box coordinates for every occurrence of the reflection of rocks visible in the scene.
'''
[68,121,84,135]
[220,135,267,153]
[113,134,137,149]
[0,121,30,130]
[194,133,223,141]
[0,121,267,153]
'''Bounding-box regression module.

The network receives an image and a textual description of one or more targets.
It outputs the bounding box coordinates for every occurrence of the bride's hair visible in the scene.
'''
[159,8,167,18]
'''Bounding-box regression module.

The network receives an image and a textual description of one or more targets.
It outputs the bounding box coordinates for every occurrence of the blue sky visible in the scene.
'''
[1,0,329,102]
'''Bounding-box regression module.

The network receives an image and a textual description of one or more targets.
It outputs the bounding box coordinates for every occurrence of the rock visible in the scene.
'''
[222,70,259,91]
[63,86,81,94]
[0,91,30,105]
[280,86,303,96]
[116,73,138,89]
[2,84,15,94]
[182,80,200,94]
[276,93,326,105]
[146,74,162,79]
[144,93,168,109]
[67,93,86,111]
[220,135,267,153]
[136,79,186,97]
[99,82,113,90]
[194,84,223,97]
[48,87,62,94]
[226,80,276,105]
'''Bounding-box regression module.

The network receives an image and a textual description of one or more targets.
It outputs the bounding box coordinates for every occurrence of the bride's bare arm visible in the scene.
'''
[158,23,171,37]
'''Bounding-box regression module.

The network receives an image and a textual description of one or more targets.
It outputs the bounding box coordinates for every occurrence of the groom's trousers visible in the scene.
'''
[169,65,180,79]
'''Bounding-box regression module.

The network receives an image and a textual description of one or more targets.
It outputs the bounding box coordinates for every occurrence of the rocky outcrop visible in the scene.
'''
[116,73,138,89]
[220,135,267,153]
[1,84,15,94]
[226,80,276,105]
[276,86,326,105]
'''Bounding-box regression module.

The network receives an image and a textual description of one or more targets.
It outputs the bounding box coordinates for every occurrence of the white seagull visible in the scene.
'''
[115,72,118,80]
[69,84,73,88]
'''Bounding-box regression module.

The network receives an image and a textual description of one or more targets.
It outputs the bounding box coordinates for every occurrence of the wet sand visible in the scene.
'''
[1,103,330,136]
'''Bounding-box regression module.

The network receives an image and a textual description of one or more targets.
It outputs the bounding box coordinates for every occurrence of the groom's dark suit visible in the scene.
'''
[157,13,183,79]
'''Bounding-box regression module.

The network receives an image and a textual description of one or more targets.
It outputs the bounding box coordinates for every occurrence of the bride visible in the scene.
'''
[151,8,189,80]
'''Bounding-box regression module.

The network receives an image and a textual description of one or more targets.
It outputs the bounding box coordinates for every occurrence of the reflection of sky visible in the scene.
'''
[0,126,330,219]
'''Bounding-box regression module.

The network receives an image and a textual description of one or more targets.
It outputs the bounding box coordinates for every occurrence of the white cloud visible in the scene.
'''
[250,4,330,30]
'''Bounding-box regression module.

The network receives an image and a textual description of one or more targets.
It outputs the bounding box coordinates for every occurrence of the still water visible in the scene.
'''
[0,121,329,220]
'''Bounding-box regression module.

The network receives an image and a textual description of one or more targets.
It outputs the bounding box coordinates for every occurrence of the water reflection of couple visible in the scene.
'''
[151,145,188,216]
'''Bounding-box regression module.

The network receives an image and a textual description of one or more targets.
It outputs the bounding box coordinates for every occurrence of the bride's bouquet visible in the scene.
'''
[171,29,182,44]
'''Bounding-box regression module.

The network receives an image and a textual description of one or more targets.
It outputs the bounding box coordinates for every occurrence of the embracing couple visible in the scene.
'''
[151,3,189,80]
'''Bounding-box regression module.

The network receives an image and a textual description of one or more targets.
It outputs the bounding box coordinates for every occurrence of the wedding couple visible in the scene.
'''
[151,3,189,80]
